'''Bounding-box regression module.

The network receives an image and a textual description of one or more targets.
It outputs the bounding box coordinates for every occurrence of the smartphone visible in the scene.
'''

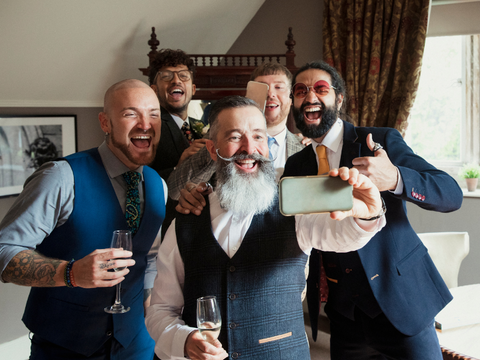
[279,176,353,216]
[246,81,269,113]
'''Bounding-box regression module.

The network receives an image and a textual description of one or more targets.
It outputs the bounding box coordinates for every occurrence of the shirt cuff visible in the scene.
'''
[173,327,197,359]
[390,167,404,195]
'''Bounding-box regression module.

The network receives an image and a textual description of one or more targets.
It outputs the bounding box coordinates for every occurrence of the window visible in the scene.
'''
[405,35,480,180]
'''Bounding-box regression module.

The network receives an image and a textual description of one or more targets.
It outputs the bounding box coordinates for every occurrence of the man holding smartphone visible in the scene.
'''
[146,96,386,360]
[283,60,463,360]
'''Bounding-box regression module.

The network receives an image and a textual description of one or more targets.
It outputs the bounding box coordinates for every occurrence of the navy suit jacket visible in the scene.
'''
[283,121,463,337]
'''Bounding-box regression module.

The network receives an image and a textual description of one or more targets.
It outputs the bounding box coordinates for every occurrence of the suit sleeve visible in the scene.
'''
[166,146,216,201]
[379,128,463,212]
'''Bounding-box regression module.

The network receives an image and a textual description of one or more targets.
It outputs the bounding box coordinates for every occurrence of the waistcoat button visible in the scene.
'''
[232,352,239,359]
[229,322,237,329]
[229,293,237,300]
[229,266,236,272]
[106,331,112,336]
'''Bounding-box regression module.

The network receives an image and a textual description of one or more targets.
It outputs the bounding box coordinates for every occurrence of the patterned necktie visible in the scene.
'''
[315,144,330,302]
[123,171,141,236]
[181,120,193,144]
[267,136,276,160]
[316,145,330,175]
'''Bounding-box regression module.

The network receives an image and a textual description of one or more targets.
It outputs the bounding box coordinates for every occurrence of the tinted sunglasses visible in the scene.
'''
[292,80,336,99]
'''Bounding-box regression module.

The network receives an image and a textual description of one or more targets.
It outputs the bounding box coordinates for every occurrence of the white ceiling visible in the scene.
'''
[0,0,265,107]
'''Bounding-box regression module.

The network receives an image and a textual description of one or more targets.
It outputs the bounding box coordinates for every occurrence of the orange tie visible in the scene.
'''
[316,145,330,175]
[315,145,330,303]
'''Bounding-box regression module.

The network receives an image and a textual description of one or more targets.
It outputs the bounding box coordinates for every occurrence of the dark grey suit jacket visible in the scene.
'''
[149,107,204,237]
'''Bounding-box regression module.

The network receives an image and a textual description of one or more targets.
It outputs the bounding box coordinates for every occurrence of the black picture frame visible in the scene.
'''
[0,115,77,197]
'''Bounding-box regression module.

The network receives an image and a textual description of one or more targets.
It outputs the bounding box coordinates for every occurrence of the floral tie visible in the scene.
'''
[181,120,193,144]
[123,171,141,235]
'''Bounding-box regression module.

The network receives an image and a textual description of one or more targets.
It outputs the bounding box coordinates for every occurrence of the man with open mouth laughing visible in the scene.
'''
[0,79,167,360]
[147,48,208,242]
[166,62,306,202]
[284,61,463,360]
[146,95,386,360]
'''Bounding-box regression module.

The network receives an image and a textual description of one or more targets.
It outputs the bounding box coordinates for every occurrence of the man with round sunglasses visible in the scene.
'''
[283,60,463,360]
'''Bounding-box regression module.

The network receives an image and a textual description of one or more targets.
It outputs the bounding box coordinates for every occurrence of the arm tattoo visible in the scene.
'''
[1,250,62,286]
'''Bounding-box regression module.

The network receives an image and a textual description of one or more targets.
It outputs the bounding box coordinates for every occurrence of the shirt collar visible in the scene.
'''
[269,127,287,147]
[98,142,144,180]
[171,113,186,129]
[311,118,344,153]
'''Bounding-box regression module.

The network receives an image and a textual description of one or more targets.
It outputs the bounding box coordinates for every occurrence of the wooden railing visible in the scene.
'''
[139,27,298,100]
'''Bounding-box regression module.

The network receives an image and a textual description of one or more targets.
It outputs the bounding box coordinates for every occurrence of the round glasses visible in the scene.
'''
[292,80,336,99]
[154,70,192,83]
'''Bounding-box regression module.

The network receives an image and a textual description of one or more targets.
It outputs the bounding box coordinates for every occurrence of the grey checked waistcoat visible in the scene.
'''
[176,198,310,360]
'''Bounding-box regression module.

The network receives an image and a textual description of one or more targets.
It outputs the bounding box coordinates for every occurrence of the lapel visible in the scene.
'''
[285,130,305,157]
[161,107,189,154]
[340,120,362,168]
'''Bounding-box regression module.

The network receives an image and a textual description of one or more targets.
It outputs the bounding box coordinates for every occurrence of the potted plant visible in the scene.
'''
[458,163,480,192]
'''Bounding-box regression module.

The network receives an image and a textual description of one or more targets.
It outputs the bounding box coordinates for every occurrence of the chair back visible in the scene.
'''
[417,232,469,288]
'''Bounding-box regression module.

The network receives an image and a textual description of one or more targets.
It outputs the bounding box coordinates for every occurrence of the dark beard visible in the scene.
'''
[164,102,188,116]
[109,129,157,166]
[293,104,338,139]
[215,153,277,215]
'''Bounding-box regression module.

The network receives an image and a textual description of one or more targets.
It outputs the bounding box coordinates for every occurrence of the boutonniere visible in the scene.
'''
[191,120,210,138]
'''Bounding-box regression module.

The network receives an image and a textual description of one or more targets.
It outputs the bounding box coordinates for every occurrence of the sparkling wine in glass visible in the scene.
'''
[104,230,132,314]
[196,296,221,343]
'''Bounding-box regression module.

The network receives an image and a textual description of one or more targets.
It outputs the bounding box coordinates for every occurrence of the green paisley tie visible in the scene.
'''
[123,171,141,235]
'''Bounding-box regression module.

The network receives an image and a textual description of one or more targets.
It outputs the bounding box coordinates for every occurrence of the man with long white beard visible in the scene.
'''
[146,96,386,360]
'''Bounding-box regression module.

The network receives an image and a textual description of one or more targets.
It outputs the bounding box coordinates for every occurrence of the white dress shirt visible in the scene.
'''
[145,192,385,359]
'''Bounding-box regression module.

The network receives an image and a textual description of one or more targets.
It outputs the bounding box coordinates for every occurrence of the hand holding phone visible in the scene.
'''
[279,176,353,216]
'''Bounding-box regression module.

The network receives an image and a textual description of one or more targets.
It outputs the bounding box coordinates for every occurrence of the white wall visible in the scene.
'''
[429,1,480,37]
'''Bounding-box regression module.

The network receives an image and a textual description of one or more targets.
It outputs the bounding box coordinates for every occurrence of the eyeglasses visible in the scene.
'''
[292,80,336,99]
[154,70,192,83]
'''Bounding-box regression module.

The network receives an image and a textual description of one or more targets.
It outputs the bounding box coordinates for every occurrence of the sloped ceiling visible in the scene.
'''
[0,0,265,107]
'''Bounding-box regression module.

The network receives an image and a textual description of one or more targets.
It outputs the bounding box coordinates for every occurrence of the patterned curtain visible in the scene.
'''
[323,0,430,136]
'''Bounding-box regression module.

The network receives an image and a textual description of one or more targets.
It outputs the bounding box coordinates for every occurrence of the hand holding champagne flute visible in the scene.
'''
[196,296,222,343]
[104,230,133,314]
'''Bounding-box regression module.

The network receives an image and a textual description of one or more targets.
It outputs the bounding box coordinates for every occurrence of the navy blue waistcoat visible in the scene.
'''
[176,199,310,360]
[22,148,165,356]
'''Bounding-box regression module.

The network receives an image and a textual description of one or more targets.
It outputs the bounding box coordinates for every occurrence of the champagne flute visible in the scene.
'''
[104,230,132,314]
[196,296,222,343]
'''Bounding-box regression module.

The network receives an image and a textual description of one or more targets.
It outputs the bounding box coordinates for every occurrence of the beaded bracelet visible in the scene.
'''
[69,263,77,287]
[64,259,75,288]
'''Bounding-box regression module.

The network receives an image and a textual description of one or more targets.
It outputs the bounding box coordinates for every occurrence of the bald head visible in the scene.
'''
[99,79,161,170]
[103,79,153,113]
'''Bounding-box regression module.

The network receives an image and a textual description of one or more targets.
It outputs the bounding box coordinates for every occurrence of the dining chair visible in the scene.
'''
[417,232,470,289]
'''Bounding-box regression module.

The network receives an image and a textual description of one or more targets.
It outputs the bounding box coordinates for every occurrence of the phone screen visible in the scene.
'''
[246,81,269,113]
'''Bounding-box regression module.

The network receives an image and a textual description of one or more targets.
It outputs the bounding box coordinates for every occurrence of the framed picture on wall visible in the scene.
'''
[0,115,77,197]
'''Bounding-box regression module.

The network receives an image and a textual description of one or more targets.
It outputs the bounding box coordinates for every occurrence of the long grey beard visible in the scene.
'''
[215,153,277,216]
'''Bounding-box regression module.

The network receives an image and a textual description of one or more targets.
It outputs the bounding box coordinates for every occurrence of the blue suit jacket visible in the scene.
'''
[283,121,463,337]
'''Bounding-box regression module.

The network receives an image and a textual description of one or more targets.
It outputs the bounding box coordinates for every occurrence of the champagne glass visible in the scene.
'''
[196,296,222,343]
[104,230,132,314]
